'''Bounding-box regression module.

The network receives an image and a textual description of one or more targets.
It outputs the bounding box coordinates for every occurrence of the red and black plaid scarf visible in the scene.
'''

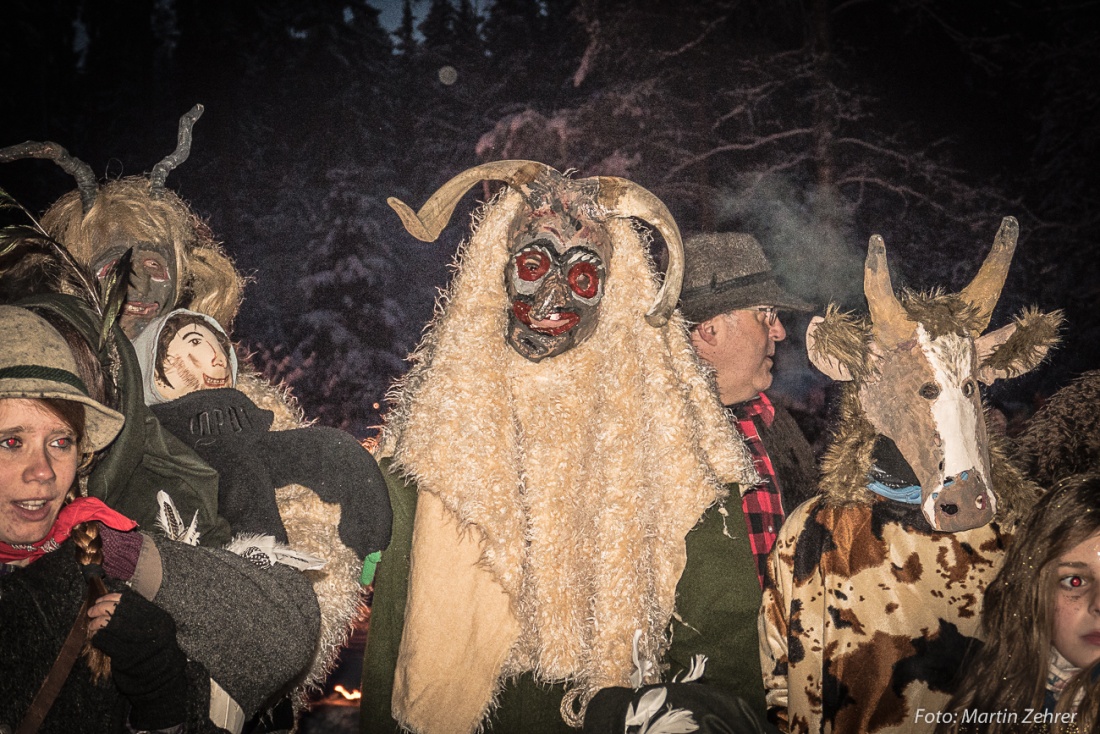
[730,392,785,588]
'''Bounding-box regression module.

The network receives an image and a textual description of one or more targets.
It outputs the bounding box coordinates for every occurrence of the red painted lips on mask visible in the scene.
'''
[512,301,581,336]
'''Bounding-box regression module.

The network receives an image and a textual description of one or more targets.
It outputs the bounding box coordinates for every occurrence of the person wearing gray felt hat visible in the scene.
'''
[681,232,818,590]
[0,305,124,452]
[680,232,811,324]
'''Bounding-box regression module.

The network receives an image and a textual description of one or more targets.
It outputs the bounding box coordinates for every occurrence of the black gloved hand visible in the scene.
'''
[262,426,393,557]
[90,589,189,731]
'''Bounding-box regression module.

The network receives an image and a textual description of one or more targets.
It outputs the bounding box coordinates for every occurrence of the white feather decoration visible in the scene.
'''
[630,629,655,689]
[638,708,698,734]
[624,686,699,734]
[224,533,328,571]
[673,655,707,683]
[155,490,201,546]
[625,687,667,727]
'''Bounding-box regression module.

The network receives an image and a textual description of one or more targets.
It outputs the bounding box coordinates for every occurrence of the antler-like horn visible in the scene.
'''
[387,160,554,242]
[864,234,910,347]
[958,216,1018,334]
[0,141,98,213]
[150,104,204,196]
[596,177,684,327]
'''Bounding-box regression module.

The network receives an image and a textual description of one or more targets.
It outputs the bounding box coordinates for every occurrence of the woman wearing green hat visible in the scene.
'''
[0,305,320,734]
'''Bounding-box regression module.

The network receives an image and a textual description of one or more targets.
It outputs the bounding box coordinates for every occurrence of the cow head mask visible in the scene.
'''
[807,217,1060,532]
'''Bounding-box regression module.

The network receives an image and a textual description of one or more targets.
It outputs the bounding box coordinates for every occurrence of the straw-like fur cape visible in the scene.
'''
[380,188,756,731]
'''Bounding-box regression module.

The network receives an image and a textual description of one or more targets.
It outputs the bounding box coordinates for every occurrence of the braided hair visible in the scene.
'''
[39,397,113,680]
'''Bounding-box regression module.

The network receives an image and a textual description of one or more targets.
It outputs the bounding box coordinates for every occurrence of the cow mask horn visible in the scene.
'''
[958,216,1018,333]
[387,160,685,327]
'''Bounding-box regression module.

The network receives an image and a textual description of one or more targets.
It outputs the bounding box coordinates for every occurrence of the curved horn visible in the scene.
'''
[958,216,1018,333]
[864,234,910,347]
[387,160,555,242]
[0,141,98,213]
[150,104,204,195]
[595,177,684,327]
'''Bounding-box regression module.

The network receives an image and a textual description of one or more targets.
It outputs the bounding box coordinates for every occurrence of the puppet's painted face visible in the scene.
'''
[93,241,177,340]
[505,214,609,362]
[155,321,231,400]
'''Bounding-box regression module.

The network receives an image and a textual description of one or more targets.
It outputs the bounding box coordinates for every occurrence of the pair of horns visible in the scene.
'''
[387,160,684,327]
[866,216,1019,345]
[0,104,204,212]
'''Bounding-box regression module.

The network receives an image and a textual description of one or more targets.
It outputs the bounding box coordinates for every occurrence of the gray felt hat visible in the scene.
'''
[679,232,812,323]
[0,305,125,452]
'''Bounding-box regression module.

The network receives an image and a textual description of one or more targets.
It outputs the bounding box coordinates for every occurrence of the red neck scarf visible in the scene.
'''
[0,497,137,565]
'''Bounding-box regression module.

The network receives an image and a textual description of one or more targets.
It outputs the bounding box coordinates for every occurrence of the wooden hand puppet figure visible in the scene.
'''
[759,217,1062,734]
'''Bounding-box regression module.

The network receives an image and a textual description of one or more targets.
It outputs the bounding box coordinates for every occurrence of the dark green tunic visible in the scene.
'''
[360,459,767,733]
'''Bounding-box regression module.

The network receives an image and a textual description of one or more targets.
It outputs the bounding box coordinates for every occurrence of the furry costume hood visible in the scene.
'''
[382,186,756,730]
[40,178,244,331]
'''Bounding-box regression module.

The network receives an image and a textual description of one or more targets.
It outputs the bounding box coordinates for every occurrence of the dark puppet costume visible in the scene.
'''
[132,309,391,559]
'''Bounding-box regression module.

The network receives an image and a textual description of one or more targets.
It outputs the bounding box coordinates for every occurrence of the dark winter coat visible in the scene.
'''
[750,403,819,514]
[1,533,320,732]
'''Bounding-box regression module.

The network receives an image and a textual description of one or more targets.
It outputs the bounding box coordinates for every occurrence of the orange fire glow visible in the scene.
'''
[335,685,362,701]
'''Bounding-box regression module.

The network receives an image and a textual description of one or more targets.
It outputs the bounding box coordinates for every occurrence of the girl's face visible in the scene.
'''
[1052,530,1100,669]
[0,399,79,546]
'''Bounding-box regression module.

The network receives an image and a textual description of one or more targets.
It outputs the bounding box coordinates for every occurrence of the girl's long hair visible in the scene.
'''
[939,473,1100,733]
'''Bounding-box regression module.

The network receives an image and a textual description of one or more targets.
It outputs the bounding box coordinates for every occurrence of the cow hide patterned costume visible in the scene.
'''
[759,219,1060,734]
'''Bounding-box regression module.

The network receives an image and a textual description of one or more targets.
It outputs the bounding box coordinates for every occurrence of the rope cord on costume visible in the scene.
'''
[560,686,591,728]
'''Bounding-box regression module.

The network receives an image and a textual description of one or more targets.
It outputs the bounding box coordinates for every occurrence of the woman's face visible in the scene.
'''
[0,399,79,546]
[1052,530,1100,669]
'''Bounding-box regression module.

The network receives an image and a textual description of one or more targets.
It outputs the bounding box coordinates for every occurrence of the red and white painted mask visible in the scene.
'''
[504,193,611,362]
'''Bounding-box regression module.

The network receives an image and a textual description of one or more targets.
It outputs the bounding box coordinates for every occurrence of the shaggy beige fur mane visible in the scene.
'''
[41,178,244,329]
[382,188,755,720]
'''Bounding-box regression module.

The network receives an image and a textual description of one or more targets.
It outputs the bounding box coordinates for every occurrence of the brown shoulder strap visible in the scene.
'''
[16,596,91,734]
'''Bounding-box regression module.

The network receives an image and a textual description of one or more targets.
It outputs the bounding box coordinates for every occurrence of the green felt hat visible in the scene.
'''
[0,305,124,452]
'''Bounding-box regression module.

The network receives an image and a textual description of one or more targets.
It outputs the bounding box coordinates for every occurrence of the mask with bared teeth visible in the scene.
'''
[505,197,611,362]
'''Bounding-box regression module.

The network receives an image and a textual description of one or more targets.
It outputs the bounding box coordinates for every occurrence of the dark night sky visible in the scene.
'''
[1,0,1096,430]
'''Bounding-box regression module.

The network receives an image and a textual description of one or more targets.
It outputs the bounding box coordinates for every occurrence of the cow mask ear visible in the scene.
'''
[975,308,1062,385]
[807,316,854,382]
